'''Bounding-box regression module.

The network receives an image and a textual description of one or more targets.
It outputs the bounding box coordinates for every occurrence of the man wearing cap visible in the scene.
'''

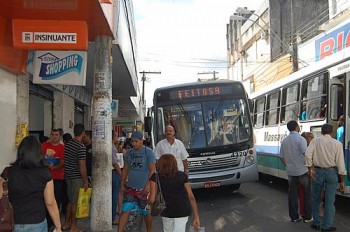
[154,125,189,174]
[118,131,156,232]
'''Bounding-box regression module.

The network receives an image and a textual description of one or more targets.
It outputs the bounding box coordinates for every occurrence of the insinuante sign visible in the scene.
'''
[13,19,87,50]
[27,32,77,44]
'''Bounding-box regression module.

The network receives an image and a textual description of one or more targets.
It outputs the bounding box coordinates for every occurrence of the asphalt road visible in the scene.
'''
[151,175,350,232]
[81,175,350,231]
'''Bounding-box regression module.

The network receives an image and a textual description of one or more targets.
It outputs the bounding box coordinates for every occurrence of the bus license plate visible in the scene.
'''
[204,181,221,188]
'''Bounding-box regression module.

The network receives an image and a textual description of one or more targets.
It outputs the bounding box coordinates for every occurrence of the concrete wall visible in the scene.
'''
[269,0,328,60]
[53,91,75,136]
[0,69,21,170]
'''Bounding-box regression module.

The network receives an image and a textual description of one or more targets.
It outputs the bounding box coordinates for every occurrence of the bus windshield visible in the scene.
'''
[156,98,251,149]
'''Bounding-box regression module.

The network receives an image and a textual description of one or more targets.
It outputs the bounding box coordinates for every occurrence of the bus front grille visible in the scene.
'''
[188,156,240,172]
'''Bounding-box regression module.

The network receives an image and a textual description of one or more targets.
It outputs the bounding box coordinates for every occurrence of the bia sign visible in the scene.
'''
[315,22,350,61]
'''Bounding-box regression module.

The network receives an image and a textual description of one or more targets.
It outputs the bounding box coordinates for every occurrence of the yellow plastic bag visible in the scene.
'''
[76,187,92,218]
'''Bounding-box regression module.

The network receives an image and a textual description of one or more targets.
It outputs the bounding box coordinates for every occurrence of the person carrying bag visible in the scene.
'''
[149,154,200,232]
[0,167,14,232]
[150,173,166,216]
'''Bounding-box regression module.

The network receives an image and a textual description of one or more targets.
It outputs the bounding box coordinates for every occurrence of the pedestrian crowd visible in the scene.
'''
[0,124,201,232]
[280,117,346,232]
[2,118,345,232]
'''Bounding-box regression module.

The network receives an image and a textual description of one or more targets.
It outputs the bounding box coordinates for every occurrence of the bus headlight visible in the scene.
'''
[245,155,255,164]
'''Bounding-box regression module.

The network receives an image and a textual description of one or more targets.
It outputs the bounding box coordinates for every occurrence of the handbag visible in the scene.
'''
[75,187,92,219]
[0,167,14,232]
[151,174,166,216]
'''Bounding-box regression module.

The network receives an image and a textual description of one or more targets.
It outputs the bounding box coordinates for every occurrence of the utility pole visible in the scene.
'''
[139,71,161,105]
[291,0,299,72]
[197,71,219,81]
[91,35,113,231]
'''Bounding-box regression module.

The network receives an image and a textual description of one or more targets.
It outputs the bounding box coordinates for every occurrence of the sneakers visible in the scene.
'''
[303,217,313,223]
[291,217,302,222]
[311,224,320,230]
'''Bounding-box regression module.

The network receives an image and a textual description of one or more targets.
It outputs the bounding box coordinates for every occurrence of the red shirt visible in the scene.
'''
[42,142,65,180]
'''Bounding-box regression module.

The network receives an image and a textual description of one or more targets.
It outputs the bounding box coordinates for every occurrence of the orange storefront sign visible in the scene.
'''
[12,19,88,50]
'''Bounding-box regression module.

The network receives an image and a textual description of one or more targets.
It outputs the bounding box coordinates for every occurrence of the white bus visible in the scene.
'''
[250,49,350,197]
[145,80,258,190]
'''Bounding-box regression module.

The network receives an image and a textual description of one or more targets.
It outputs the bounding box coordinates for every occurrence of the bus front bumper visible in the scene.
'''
[188,163,258,189]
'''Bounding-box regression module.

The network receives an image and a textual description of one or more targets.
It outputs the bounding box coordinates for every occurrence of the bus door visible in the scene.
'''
[343,71,350,190]
[328,73,344,135]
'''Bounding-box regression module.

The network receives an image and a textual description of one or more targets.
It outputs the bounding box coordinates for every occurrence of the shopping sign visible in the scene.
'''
[315,22,350,61]
[33,51,87,86]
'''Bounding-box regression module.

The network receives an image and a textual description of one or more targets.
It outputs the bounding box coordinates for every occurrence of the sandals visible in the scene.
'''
[62,224,71,231]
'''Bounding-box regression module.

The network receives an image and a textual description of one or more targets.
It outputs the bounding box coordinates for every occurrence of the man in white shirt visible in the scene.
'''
[305,124,347,232]
[154,125,189,174]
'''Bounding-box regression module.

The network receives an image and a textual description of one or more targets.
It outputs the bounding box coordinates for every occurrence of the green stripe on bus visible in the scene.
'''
[257,153,285,171]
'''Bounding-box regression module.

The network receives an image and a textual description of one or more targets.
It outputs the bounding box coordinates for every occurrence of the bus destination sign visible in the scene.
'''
[169,85,232,100]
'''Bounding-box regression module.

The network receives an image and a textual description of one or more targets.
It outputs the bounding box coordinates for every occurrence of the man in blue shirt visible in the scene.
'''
[118,131,156,232]
[336,115,344,144]
[280,120,312,223]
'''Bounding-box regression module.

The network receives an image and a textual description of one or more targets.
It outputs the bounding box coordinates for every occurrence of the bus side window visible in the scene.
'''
[301,74,327,121]
[265,91,280,126]
[281,83,300,123]
[254,97,265,127]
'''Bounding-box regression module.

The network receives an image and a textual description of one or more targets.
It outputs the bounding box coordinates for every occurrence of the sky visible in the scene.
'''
[133,0,265,107]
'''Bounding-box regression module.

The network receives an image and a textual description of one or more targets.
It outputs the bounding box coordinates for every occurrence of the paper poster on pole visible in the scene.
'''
[33,50,87,86]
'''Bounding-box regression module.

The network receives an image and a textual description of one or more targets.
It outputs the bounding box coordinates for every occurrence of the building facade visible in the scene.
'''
[0,0,141,171]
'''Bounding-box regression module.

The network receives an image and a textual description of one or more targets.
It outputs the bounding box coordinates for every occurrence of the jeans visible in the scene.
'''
[14,218,47,232]
[288,172,312,220]
[312,168,338,229]
[112,170,121,221]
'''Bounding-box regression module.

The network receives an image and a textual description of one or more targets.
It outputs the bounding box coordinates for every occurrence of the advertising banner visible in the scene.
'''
[12,19,88,50]
[33,50,87,86]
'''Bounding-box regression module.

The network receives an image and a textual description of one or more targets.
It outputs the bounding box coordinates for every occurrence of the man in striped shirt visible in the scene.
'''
[63,123,88,232]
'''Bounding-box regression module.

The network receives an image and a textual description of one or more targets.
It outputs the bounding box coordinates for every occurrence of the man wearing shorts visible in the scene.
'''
[118,131,156,232]
[64,123,88,232]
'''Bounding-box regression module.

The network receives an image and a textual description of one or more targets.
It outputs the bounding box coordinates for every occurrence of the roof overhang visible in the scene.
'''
[0,0,114,41]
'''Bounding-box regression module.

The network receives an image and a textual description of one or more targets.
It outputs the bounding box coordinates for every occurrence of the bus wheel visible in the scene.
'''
[231,184,241,192]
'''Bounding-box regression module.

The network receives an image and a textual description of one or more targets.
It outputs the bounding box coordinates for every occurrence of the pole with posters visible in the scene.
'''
[90,35,113,231]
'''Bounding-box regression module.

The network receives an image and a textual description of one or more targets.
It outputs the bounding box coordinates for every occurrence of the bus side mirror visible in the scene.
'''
[144,116,152,135]
[248,99,254,114]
